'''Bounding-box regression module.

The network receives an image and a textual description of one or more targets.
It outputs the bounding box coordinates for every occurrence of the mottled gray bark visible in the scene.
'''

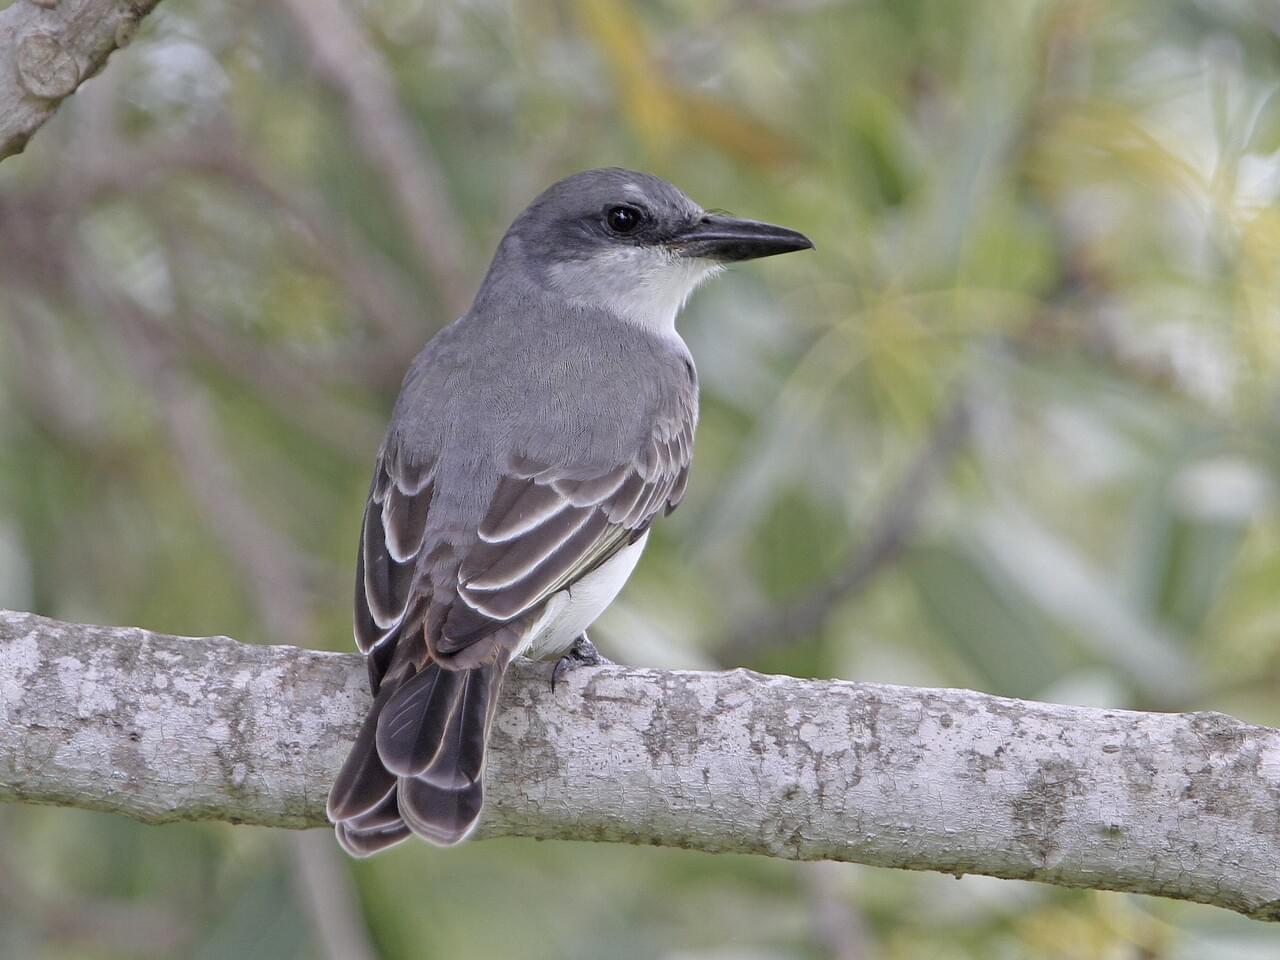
[0,0,162,161]
[1,609,1277,921]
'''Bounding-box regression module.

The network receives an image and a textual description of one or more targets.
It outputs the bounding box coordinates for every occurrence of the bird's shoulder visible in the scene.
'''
[393,306,696,457]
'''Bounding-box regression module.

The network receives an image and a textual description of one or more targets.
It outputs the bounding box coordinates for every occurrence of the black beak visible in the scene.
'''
[670,213,814,262]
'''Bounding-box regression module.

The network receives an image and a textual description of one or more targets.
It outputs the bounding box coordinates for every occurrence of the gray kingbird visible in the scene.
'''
[328,168,813,855]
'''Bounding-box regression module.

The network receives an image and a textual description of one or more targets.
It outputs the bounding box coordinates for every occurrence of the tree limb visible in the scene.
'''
[1,609,1277,922]
[0,0,163,161]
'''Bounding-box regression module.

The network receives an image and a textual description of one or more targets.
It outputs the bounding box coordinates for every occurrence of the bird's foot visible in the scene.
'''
[551,634,612,692]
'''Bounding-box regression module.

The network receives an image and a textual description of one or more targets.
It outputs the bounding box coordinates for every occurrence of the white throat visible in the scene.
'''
[548,247,724,337]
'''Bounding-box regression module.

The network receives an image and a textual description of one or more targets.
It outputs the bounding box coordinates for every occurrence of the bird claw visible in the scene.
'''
[551,634,612,692]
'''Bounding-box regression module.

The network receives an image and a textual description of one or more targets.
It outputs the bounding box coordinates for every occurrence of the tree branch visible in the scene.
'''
[0,0,163,161]
[1,609,1277,921]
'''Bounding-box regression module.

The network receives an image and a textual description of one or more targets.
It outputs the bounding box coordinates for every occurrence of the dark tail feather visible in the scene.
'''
[396,660,507,846]
[335,784,413,856]
[399,774,486,846]
[375,663,466,776]
[327,683,398,824]
[344,782,403,830]
[337,821,411,857]
[329,658,509,852]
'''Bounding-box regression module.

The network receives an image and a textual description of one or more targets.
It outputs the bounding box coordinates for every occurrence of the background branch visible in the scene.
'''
[277,0,472,316]
[2,608,1277,923]
[0,0,163,161]
[716,391,972,664]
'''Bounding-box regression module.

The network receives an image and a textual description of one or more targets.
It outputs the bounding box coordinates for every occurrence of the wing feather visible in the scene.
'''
[448,406,696,646]
[361,495,417,630]
[462,506,596,591]
[478,479,572,542]
[383,478,433,562]
[355,451,436,691]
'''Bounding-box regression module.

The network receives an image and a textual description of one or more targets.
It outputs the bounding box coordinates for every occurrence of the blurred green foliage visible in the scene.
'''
[2,0,1279,957]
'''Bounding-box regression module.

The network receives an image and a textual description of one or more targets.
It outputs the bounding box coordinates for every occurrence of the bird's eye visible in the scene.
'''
[606,205,644,234]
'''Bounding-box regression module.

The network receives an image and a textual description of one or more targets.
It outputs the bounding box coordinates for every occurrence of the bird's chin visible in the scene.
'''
[546,248,724,335]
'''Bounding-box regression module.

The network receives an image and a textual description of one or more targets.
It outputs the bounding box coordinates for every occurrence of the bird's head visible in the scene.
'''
[492,168,813,335]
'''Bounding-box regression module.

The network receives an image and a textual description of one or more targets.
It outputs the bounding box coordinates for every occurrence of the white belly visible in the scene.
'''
[518,533,648,660]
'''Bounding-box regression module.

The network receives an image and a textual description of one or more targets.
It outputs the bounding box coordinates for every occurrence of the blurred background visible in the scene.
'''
[2,0,1279,956]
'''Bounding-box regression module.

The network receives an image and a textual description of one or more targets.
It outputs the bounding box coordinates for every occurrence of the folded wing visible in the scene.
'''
[442,410,694,652]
